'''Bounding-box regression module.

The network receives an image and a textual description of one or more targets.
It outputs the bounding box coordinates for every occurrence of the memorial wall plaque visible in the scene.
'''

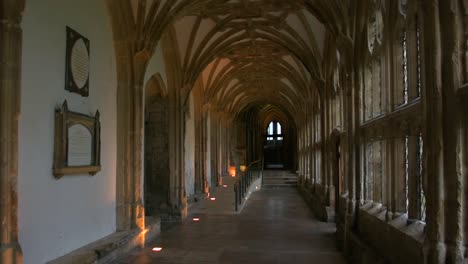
[53,100,101,178]
[67,124,93,166]
[65,27,90,97]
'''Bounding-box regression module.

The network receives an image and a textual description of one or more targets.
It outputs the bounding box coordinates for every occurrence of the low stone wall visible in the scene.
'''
[48,217,161,264]
[298,183,334,222]
[335,196,426,264]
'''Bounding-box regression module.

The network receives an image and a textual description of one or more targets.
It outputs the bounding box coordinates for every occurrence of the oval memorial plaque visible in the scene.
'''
[70,38,90,90]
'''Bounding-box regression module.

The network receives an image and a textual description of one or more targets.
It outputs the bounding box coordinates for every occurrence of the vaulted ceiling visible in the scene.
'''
[121,0,352,123]
[174,0,337,122]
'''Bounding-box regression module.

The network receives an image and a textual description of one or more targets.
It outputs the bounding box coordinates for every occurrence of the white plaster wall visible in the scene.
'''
[19,1,117,263]
[184,93,196,197]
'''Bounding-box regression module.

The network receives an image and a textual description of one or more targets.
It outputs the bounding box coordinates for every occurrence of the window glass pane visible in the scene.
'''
[416,25,422,97]
[404,136,409,212]
[277,122,282,135]
[418,133,426,221]
[403,31,409,104]
[268,122,274,135]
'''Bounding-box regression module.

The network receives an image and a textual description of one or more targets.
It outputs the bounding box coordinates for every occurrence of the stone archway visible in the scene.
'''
[144,74,170,217]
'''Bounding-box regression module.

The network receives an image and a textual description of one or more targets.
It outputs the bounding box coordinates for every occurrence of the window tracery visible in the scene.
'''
[360,5,426,222]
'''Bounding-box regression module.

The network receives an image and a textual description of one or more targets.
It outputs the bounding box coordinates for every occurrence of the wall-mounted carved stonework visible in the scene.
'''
[53,100,101,178]
[367,3,384,54]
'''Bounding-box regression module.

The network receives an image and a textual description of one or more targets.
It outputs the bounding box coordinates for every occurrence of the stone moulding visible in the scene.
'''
[53,100,101,178]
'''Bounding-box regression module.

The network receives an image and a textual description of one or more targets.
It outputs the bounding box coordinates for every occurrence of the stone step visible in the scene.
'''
[263,176,298,179]
[263,183,297,189]
[263,177,298,181]
[263,179,298,184]
[262,170,298,188]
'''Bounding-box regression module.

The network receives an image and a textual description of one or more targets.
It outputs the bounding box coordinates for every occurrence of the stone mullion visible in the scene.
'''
[316,112,320,186]
[302,125,305,175]
[309,117,313,182]
[304,118,309,183]
[301,122,304,179]
[308,121,311,180]
[386,129,395,218]
[407,136,419,220]
[302,123,305,180]
[421,1,446,263]
[299,127,304,178]
[313,113,317,186]
[306,123,309,179]
[323,94,329,193]
[302,121,310,179]
[321,97,327,188]
[347,64,357,216]
[298,126,302,178]
[339,58,355,253]
[310,119,314,184]
[0,1,24,262]
[392,135,404,216]
[342,69,351,197]
[325,94,333,205]
[347,42,361,224]
[298,127,302,177]
[305,123,309,179]
[303,125,307,180]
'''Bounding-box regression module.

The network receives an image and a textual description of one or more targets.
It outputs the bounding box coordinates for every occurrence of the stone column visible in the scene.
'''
[0,1,24,263]
[209,111,219,187]
[422,1,446,263]
[439,2,465,262]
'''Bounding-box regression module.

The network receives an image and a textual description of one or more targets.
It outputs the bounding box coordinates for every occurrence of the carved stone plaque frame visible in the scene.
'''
[53,100,101,178]
[65,26,90,97]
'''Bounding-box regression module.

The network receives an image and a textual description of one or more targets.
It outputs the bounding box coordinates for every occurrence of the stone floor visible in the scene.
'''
[114,172,346,264]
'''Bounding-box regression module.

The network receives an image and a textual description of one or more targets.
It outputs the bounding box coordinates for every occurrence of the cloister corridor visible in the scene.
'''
[2,1,468,264]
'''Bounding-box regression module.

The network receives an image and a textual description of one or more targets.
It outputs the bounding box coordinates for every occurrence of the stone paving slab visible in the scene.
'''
[114,173,346,264]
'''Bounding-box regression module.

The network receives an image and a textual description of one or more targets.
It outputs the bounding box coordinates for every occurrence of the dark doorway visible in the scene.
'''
[144,75,170,217]
[264,121,284,169]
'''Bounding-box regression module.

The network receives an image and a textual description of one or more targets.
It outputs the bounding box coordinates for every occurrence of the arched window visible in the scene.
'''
[266,121,283,143]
